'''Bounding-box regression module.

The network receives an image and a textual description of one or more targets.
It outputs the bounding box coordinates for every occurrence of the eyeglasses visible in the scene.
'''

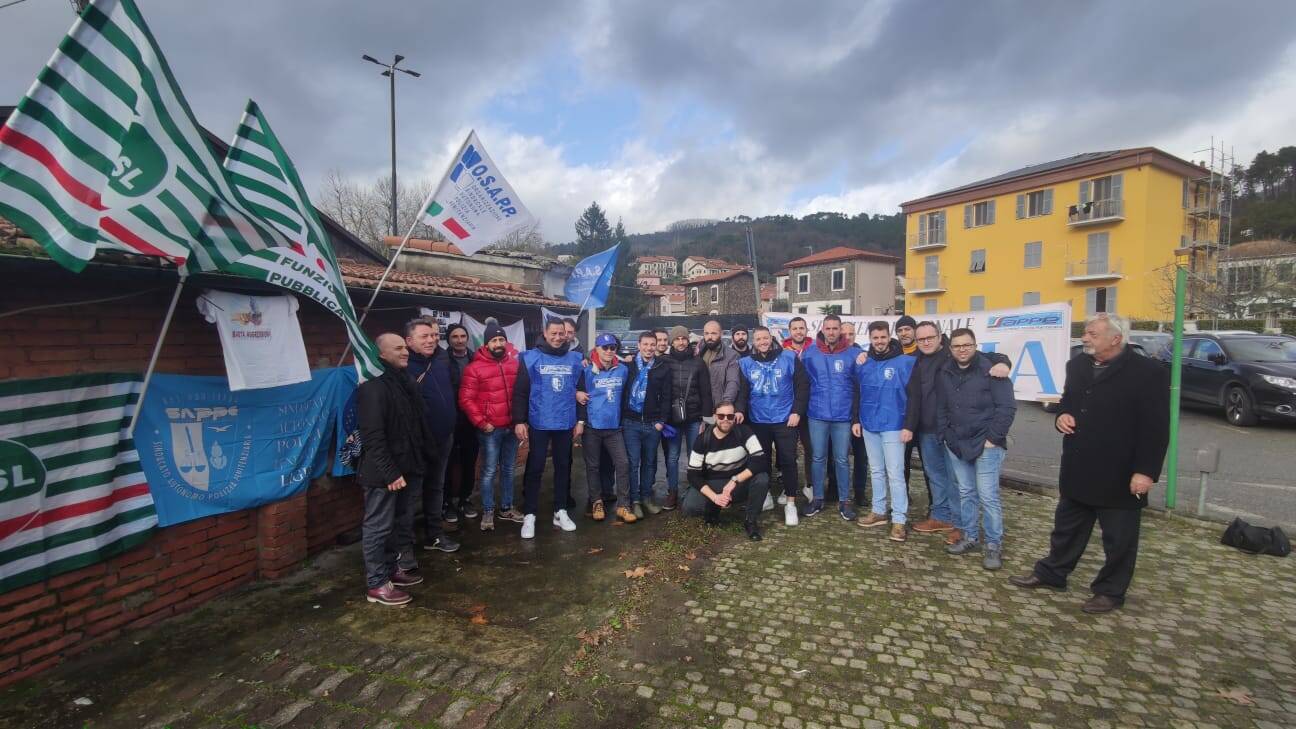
[715,413,736,421]
[950,343,976,350]
[599,344,618,351]
[917,335,939,344]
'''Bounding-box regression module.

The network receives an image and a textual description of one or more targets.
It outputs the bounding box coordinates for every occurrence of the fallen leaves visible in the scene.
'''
[587,547,603,555]
[469,604,489,625]
[684,551,697,561]
[677,564,691,572]
[1216,686,1256,706]
[624,566,652,579]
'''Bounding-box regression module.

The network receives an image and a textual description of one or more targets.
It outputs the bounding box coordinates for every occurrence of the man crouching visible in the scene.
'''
[682,401,771,541]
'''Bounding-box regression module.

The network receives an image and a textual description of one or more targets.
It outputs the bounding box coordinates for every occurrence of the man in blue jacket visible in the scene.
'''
[576,334,643,525]
[513,319,585,539]
[800,314,859,520]
[736,326,808,527]
[937,328,1018,571]
[404,318,461,554]
[853,321,917,542]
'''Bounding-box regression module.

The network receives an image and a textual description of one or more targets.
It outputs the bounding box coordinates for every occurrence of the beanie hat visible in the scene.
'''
[670,325,689,342]
[896,315,918,330]
[483,322,507,344]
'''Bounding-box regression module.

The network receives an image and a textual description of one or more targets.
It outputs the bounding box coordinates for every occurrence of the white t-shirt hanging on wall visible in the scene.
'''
[197,290,311,391]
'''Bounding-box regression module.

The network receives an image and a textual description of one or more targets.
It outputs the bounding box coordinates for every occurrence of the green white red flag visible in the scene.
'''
[0,374,156,594]
[419,131,536,256]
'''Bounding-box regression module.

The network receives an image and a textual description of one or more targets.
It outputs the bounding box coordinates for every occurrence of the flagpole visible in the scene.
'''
[339,132,473,367]
[129,272,187,438]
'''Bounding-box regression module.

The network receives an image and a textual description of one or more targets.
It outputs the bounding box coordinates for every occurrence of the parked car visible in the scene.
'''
[1041,340,1149,413]
[1163,333,1296,426]
[1127,331,1172,359]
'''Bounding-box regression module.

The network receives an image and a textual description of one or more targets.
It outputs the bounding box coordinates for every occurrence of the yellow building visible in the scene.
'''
[900,148,1217,322]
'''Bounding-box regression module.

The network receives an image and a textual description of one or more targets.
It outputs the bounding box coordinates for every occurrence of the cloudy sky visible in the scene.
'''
[3,0,1296,243]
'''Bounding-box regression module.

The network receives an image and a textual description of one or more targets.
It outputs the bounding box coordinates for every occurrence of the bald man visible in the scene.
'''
[355,333,436,606]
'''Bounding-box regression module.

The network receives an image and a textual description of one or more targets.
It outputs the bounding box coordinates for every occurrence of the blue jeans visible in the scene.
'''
[663,420,700,496]
[862,430,908,524]
[946,445,1006,546]
[808,418,851,503]
[477,428,517,512]
[918,432,958,524]
[623,419,662,503]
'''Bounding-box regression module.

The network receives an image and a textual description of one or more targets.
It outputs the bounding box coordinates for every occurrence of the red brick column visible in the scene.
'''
[256,492,308,579]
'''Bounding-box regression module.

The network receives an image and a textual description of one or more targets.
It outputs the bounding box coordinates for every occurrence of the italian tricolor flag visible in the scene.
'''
[421,200,469,240]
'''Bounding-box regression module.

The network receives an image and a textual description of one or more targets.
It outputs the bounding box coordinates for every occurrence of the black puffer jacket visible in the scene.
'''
[356,365,431,488]
[665,347,713,424]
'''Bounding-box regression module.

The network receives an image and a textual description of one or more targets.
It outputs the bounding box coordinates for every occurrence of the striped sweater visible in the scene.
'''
[687,423,768,489]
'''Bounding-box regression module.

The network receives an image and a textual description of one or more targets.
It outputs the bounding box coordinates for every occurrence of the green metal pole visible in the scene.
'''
[1165,266,1187,510]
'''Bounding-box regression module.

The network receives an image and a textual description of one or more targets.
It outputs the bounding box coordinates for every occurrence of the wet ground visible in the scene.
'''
[2,470,1294,728]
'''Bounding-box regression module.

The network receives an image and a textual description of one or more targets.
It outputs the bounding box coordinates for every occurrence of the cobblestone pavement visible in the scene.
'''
[576,488,1296,729]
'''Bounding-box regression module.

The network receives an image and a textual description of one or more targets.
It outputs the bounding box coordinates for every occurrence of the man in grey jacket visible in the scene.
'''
[700,320,740,422]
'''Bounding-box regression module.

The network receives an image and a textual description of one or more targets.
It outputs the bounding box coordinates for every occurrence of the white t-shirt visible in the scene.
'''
[197,290,310,391]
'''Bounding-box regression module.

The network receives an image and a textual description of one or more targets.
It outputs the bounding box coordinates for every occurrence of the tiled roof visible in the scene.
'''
[685,270,750,285]
[782,246,899,268]
[339,260,576,308]
[385,236,466,256]
[636,255,676,263]
[1220,239,1296,260]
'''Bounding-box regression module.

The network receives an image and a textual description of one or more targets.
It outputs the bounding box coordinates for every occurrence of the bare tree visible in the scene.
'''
[482,220,549,253]
[1222,256,1296,317]
[317,169,441,247]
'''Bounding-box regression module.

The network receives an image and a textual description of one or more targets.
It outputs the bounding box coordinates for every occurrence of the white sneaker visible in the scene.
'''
[776,494,788,506]
[553,509,576,532]
[784,502,799,526]
[521,514,536,539]
[762,492,775,512]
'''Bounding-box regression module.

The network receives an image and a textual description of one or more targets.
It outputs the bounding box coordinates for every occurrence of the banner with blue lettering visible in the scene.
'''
[135,368,357,526]
[564,244,620,310]
[763,303,1072,403]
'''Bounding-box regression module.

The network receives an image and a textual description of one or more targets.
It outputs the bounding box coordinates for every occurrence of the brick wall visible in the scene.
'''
[0,267,412,688]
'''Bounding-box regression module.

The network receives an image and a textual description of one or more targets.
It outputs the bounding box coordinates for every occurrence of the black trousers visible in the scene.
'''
[420,432,452,538]
[681,474,770,523]
[523,428,573,516]
[1034,496,1142,601]
[446,422,479,505]
[903,441,933,515]
[750,421,799,498]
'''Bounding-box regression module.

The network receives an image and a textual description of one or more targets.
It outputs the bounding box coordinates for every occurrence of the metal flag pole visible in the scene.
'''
[129,272,187,438]
[1165,266,1187,510]
[338,132,471,367]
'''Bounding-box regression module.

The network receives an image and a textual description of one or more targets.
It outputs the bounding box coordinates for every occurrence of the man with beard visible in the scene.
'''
[443,323,479,525]
[730,326,753,358]
[683,402,771,541]
[701,320,740,425]
[576,334,644,524]
[895,315,919,356]
[404,319,461,553]
[781,316,815,494]
[736,326,808,526]
[513,319,584,539]
[662,325,713,511]
[800,315,859,520]
[901,322,1010,543]
[356,333,429,606]
[854,321,916,541]
[458,323,525,531]
[612,331,672,519]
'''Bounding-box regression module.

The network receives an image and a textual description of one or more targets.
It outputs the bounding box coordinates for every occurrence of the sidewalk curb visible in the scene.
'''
[999,474,1231,536]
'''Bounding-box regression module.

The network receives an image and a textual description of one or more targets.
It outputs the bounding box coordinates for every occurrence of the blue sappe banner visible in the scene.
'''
[564,244,620,310]
[135,368,357,527]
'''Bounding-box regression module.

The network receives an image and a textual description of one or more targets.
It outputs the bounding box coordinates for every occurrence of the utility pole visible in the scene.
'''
[361,54,420,237]
[746,226,761,315]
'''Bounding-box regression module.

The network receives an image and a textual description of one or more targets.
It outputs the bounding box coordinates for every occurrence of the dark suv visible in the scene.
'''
[1166,333,1296,426]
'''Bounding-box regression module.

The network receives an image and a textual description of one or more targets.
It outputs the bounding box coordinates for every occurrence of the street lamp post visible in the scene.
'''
[361,53,420,238]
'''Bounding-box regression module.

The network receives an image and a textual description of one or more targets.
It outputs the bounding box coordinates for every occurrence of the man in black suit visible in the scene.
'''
[1009,313,1170,613]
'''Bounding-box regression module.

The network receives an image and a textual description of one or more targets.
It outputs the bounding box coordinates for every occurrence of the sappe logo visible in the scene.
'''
[987,311,1065,330]
[448,144,519,218]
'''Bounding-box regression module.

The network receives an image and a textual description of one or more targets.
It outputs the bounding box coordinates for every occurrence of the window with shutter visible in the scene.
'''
[964,204,972,228]
[970,296,985,311]
[1043,189,1053,215]
[1079,180,1091,205]
[1106,286,1117,313]
[1182,179,1189,208]
[970,249,986,273]
[1111,173,1122,201]
[1022,291,1041,306]
[917,217,927,245]
[1024,241,1042,268]
[1016,194,1025,219]
[987,200,995,225]
[924,299,937,314]
[1085,287,1097,315]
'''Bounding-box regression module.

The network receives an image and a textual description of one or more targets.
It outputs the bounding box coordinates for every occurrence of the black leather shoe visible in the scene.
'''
[1081,594,1123,614]
[1008,573,1066,591]
[744,520,763,541]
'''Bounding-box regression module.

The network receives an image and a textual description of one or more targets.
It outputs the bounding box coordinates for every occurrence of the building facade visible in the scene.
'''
[682,256,747,280]
[645,284,686,316]
[900,148,1213,321]
[1219,239,1296,318]
[635,255,678,278]
[782,246,899,315]
[685,271,757,315]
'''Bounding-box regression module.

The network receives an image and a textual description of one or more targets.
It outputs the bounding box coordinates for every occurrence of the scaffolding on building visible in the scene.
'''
[1178,137,1235,319]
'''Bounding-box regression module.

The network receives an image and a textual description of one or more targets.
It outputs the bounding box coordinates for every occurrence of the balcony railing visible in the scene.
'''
[1064,258,1124,282]
[907,231,947,251]
[906,275,948,294]
[1067,198,1124,226]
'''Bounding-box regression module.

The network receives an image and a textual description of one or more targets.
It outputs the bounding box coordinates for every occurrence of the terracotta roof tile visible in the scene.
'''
[684,270,750,284]
[339,260,575,308]
[782,245,899,268]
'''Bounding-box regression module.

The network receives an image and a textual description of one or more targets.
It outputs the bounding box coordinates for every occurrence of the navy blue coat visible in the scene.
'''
[935,352,1017,462]
[407,349,457,438]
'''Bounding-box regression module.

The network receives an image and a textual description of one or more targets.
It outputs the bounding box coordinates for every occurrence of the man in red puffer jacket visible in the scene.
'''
[458,323,524,531]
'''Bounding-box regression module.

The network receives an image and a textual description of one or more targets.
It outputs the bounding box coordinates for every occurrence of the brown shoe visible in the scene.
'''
[1081,594,1123,614]
[591,500,606,522]
[615,506,638,523]
[662,492,678,511]
[889,523,908,542]
[944,528,963,546]
[858,512,890,528]
[912,518,953,533]
[366,582,412,606]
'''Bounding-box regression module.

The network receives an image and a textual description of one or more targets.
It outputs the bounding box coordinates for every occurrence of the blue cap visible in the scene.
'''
[595,333,619,348]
